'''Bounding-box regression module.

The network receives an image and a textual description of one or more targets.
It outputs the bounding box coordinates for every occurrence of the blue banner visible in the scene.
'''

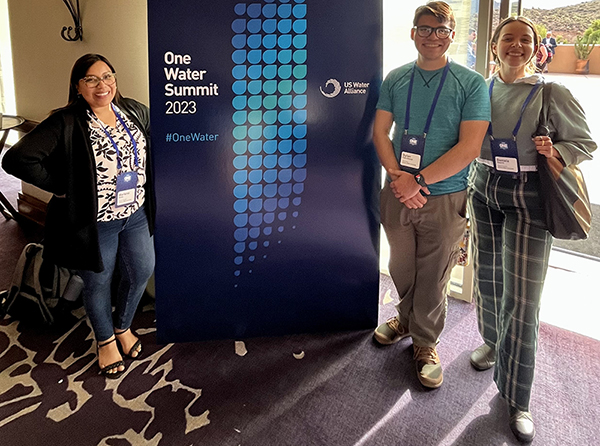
[148,0,382,342]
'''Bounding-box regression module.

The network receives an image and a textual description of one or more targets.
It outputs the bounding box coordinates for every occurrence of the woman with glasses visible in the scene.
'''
[467,17,595,442]
[3,54,155,379]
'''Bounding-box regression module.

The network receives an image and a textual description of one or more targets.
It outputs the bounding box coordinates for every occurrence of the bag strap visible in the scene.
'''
[2,244,32,314]
[2,243,54,323]
[29,246,46,303]
[30,249,55,323]
[538,81,553,136]
[52,266,72,298]
[8,243,43,298]
[8,244,33,297]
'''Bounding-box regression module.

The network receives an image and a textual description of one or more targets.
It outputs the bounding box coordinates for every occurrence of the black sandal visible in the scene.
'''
[114,328,143,360]
[97,338,125,379]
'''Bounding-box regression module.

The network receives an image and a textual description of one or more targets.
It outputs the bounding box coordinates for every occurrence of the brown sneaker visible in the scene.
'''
[373,316,410,345]
[414,345,443,388]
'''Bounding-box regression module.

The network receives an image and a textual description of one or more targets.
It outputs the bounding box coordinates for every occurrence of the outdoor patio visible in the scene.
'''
[546,73,600,205]
[532,73,600,341]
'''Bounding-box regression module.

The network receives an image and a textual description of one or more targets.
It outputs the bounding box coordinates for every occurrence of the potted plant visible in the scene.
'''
[574,36,595,74]
[574,21,600,74]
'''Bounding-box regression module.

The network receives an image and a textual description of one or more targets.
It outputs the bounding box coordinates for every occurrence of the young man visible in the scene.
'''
[372,1,489,388]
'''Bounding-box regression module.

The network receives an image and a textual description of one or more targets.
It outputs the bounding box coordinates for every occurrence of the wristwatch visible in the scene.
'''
[414,172,428,187]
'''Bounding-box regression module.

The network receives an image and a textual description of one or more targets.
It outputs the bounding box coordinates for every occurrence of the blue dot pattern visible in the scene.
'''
[232,0,307,279]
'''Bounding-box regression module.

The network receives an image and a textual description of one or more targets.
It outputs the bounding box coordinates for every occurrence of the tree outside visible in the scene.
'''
[523,0,600,43]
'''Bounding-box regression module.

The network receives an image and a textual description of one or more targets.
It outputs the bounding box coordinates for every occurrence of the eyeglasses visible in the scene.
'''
[80,72,117,88]
[414,26,454,39]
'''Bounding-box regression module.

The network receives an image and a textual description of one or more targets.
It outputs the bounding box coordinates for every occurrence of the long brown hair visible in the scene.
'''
[490,16,540,75]
[66,53,124,107]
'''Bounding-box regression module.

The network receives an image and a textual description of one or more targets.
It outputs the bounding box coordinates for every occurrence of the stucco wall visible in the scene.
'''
[7,0,148,122]
[547,44,600,75]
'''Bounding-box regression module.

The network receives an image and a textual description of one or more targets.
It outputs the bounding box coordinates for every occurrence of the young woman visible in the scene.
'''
[535,42,548,73]
[467,17,596,442]
[3,54,155,378]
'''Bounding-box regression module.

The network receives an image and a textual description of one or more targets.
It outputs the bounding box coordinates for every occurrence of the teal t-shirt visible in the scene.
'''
[376,60,490,195]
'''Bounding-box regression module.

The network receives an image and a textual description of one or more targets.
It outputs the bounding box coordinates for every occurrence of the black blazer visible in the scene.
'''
[2,97,155,272]
[542,37,557,54]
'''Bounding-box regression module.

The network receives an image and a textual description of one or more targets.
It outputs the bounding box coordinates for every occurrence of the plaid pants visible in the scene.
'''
[467,162,553,411]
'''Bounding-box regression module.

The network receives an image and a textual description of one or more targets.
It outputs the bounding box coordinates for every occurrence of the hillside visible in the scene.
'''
[523,0,600,42]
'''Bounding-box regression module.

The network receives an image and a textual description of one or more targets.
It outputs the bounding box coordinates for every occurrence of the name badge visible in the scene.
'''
[115,171,138,207]
[400,134,425,171]
[490,138,520,173]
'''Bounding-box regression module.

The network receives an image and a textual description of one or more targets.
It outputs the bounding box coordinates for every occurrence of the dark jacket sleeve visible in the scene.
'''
[2,112,69,195]
[120,97,150,135]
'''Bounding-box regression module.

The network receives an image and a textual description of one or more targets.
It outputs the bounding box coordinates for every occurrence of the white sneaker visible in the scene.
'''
[509,407,536,443]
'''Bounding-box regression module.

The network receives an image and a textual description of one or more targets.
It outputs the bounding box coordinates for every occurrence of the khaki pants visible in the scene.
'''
[381,184,467,347]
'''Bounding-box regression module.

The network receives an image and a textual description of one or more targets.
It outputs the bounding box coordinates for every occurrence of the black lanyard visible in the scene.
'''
[404,61,450,138]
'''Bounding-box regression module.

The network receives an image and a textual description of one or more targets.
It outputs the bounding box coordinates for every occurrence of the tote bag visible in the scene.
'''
[535,82,592,240]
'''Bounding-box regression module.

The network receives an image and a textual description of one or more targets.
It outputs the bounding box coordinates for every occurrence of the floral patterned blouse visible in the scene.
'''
[87,104,147,222]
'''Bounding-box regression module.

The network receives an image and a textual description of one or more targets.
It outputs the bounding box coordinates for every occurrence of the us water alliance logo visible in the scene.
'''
[320,78,370,98]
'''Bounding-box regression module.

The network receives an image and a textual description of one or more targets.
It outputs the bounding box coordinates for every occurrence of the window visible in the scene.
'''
[0,0,16,117]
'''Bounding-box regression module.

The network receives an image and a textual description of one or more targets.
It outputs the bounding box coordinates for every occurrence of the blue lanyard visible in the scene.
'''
[94,104,139,170]
[487,78,541,140]
[404,61,450,137]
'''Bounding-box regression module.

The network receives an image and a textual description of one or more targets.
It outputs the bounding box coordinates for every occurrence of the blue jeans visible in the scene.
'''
[80,206,155,342]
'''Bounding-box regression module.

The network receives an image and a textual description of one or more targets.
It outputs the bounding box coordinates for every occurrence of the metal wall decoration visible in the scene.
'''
[61,0,82,41]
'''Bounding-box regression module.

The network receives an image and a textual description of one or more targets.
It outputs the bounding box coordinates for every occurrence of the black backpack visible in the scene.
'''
[0,243,83,326]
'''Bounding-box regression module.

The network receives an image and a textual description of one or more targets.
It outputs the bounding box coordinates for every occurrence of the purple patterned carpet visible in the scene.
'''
[1,273,599,446]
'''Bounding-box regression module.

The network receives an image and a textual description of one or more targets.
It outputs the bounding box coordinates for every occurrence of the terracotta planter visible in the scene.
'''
[575,59,590,74]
